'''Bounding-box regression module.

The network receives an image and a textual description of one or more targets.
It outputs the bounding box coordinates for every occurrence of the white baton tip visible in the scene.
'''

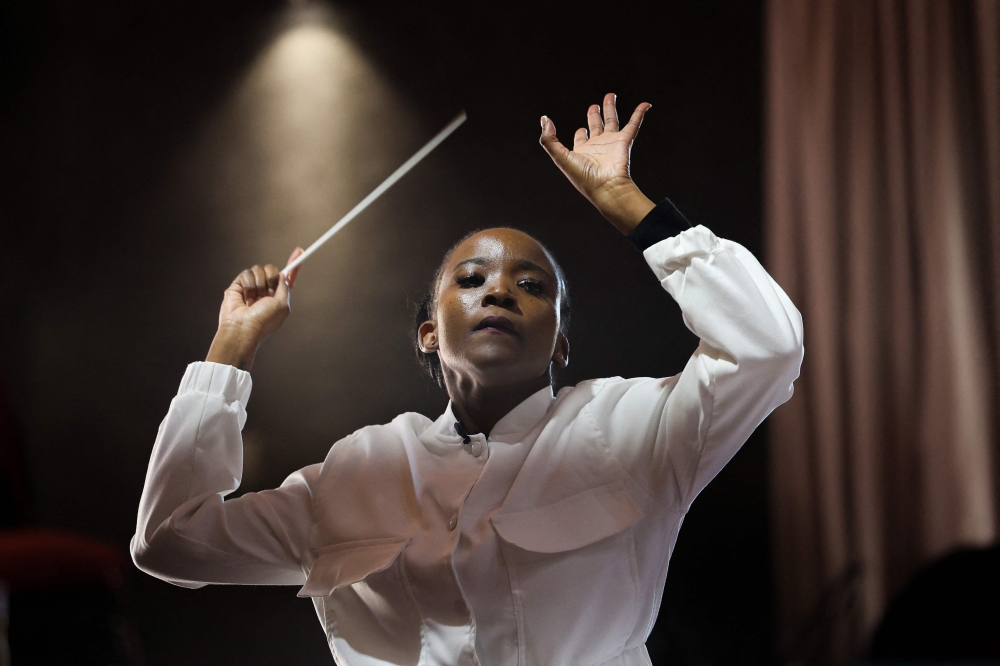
[279,111,468,275]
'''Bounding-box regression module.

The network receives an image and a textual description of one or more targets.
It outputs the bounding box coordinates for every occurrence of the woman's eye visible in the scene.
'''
[519,279,544,294]
[456,274,485,288]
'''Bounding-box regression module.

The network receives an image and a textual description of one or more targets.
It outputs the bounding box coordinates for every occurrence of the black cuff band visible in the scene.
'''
[627,198,693,252]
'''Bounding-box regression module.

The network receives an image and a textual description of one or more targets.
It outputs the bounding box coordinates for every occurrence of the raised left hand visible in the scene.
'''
[539,92,655,234]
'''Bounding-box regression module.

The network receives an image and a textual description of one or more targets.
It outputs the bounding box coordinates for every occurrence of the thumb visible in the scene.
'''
[285,247,304,289]
[539,116,571,166]
[274,271,291,309]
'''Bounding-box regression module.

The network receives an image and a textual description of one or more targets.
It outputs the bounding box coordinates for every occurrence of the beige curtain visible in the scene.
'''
[765,0,1000,662]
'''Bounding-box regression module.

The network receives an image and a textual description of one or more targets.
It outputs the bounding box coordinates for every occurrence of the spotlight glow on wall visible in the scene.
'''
[186,3,417,266]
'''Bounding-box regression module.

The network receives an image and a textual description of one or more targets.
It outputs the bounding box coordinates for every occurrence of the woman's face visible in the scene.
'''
[418,229,568,389]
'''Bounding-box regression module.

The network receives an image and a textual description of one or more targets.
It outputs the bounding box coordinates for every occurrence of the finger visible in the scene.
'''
[602,93,619,132]
[223,279,248,309]
[264,264,280,296]
[587,104,603,137]
[621,102,652,143]
[239,268,258,304]
[250,265,268,302]
[285,247,304,289]
[573,127,589,150]
[539,116,572,166]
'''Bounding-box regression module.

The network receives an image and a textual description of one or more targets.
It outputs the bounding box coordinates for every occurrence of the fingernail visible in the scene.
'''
[540,116,547,129]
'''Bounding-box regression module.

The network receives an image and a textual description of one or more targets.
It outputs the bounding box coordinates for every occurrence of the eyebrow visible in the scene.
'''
[453,257,553,281]
[453,257,488,269]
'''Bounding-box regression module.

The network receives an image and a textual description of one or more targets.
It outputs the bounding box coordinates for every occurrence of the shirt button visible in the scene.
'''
[470,441,483,457]
[448,515,458,531]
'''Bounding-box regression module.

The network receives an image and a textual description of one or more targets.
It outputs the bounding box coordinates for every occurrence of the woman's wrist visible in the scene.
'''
[206,325,261,371]
[590,179,656,235]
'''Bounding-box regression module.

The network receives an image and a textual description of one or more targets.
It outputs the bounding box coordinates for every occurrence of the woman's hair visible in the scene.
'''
[413,228,571,390]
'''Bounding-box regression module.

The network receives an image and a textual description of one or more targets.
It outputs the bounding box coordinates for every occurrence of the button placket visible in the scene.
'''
[462,434,488,459]
[450,438,486,533]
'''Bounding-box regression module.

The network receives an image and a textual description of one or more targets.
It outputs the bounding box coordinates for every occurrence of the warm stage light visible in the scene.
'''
[180,2,417,270]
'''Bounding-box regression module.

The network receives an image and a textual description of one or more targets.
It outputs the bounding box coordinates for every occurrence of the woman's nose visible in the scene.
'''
[482,282,516,309]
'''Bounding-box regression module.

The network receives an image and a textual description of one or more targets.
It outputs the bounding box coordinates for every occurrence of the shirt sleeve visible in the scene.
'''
[130,361,318,588]
[588,224,804,512]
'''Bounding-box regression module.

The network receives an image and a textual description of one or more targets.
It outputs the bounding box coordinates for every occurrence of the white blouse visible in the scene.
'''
[132,225,803,666]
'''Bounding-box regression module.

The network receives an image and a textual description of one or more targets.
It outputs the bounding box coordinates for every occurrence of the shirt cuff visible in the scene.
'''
[627,198,693,252]
[178,361,253,406]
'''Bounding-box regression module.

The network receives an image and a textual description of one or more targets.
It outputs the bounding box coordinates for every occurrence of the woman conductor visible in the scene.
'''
[132,93,803,666]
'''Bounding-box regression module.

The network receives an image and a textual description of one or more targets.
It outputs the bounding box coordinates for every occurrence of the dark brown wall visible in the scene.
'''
[0,1,770,663]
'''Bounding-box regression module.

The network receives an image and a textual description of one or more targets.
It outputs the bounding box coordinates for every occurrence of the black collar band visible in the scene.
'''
[454,421,472,444]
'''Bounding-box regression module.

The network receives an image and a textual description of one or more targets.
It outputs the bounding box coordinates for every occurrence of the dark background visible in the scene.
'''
[0,1,769,663]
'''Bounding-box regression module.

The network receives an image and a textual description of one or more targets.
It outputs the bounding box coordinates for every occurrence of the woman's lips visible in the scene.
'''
[473,315,518,336]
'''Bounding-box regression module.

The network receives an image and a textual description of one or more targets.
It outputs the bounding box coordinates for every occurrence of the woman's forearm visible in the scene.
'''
[206,325,261,371]
[589,179,656,235]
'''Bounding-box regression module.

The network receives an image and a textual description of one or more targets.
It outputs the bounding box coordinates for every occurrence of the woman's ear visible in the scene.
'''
[418,320,439,353]
[551,332,570,369]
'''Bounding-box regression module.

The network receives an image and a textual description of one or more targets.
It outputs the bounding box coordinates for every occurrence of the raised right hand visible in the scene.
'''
[206,247,302,371]
[538,93,655,234]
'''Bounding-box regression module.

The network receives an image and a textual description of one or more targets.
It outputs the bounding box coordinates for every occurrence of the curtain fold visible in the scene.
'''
[765,1,1000,661]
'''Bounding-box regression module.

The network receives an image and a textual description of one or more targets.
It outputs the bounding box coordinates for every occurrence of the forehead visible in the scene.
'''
[446,228,555,272]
